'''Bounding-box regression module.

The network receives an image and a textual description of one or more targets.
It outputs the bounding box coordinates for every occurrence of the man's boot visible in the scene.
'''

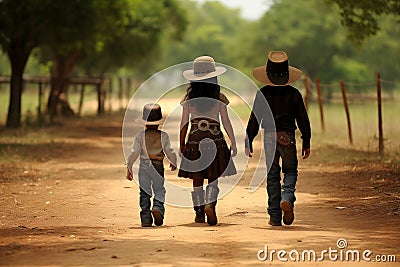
[204,184,219,226]
[191,189,205,223]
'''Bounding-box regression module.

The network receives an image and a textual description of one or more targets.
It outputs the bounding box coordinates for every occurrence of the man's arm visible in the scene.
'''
[295,91,311,159]
[245,91,263,157]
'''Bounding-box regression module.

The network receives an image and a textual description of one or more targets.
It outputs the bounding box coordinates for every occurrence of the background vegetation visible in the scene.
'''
[0,0,399,147]
[1,0,398,88]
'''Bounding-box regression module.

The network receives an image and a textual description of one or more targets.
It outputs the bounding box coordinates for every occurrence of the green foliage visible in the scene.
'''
[0,52,10,74]
[78,0,187,77]
[327,0,400,45]
[160,0,249,66]
[37,0,126,57]
[0,0,43,52]
[235,0,399,90]
[1,0,399,93]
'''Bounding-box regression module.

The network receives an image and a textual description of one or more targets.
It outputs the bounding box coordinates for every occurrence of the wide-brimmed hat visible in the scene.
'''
[253,51,302,85]
[134,103,165,125]
[183,56,226,81]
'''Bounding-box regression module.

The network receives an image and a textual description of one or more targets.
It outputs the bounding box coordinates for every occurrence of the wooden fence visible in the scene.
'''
[301,72,396,156]
[0,75,137,119]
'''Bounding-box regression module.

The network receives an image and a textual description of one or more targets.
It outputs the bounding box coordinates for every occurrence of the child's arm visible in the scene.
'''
[220,105,237,157]
[162,133,178,171]
[126,134,141,180]
[179,106,189,153]
[126,151,139,181]
[127,151,140,170]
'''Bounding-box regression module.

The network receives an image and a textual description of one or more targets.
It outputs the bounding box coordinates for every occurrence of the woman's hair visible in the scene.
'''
[186,78,220,112]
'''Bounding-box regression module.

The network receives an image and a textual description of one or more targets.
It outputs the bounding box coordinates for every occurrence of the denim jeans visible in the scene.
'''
[138,159,166,216]
[264,132,298,223]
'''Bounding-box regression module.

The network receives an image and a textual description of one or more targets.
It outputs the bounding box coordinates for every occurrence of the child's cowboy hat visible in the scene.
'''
[134,103,166,125]
[253,51,302,86]
[183,56,226,81]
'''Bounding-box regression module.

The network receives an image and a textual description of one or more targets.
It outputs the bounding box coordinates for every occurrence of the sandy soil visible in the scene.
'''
[0,115,399,266]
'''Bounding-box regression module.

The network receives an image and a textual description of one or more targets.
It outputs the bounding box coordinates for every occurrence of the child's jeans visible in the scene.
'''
[264,132,298,223]
[138,159,166,216]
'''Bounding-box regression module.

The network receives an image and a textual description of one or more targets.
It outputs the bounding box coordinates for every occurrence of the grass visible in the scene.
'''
[226,95,400,168]
[0,85,107,125]
[303,100,400,168]
[1,82,400,169]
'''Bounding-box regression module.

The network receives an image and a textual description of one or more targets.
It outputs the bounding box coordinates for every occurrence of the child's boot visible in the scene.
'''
[191,188,205,223]
[151,200,165,226]
[139,190,152,227]
[204,184,219,226]
[140,210,153,227]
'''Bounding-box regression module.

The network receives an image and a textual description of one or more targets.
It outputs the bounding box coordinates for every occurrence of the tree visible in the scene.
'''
[43,0,187,120]
[160,0,249,67]
[238,0,351,82]
[327,0,400,45]
[79,0,187,78]
[40,0,128,119]
[0,0,44,127]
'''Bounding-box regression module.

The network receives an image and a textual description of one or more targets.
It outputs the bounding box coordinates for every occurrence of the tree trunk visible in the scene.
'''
[47,51,79,122]
[6,45,31,128]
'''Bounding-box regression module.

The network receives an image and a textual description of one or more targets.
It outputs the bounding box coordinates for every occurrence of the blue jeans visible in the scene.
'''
[138,159,166,216]
[264,132,298,223]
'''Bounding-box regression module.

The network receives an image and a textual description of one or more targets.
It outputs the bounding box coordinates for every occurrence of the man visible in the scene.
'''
[245,51,311,226]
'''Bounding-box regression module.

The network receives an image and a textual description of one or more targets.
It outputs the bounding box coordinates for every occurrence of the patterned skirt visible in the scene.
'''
[178,120,237,179]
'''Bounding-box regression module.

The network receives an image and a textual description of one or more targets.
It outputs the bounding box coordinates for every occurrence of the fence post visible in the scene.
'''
[126,77,132,102]
[315,78,325,131]
[303,75,310,112]
[97,79,105,115]
[376,72,384,156]
[108,77,113,113]
[118,77,123,110]
[78,84,85,117]
[340,80,353,144]
[38,81,43,119]
[37,81,43,122]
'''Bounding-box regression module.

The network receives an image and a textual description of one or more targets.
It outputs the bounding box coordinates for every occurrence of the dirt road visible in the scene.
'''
[0,115,399,266]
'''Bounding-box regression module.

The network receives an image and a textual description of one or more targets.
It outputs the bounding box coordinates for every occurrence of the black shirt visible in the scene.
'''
[245,85,311,151]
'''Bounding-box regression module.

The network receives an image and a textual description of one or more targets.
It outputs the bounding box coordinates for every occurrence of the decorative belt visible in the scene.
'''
[190,119,221,135]
[187,137,225,145]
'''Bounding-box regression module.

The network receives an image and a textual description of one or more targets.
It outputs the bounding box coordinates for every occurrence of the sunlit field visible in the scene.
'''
[2,83,400,168]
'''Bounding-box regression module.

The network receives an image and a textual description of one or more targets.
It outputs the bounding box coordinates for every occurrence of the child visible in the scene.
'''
[178,56,237,226]
[126,103,177,227]
[245,51,311,226]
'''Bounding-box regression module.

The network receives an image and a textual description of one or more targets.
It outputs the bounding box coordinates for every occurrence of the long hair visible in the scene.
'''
[186,78,220,113]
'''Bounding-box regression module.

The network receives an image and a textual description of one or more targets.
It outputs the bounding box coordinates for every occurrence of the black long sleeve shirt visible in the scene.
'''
[245,85,311,151]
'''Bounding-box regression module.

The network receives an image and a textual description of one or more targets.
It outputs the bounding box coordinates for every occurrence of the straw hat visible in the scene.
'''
[134,103,165,125]
[183,56,226,81]
[253,51,302,85]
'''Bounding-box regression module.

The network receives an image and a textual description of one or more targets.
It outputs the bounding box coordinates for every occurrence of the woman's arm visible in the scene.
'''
[220,105,237,157]
[179,106,189,153]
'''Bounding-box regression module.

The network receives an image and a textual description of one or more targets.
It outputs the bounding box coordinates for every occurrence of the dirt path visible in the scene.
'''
[0,115,399,266]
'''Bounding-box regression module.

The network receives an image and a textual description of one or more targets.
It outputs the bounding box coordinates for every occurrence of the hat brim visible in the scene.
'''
[253,65,302,85]
[134,116,166,126]
[183,66,226,81]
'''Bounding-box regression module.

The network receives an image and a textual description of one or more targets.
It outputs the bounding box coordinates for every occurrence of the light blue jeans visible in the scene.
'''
[138,159,166,216]
[264,132,298,223]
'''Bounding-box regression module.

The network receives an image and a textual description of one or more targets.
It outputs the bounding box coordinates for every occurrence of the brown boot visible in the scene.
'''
[191,189,205,223]
[205,184,219,226]
[280,200,294,225]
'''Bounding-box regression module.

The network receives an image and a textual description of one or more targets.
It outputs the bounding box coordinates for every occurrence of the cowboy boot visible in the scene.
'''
[191,189,205,223]
[204,184,219,226]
